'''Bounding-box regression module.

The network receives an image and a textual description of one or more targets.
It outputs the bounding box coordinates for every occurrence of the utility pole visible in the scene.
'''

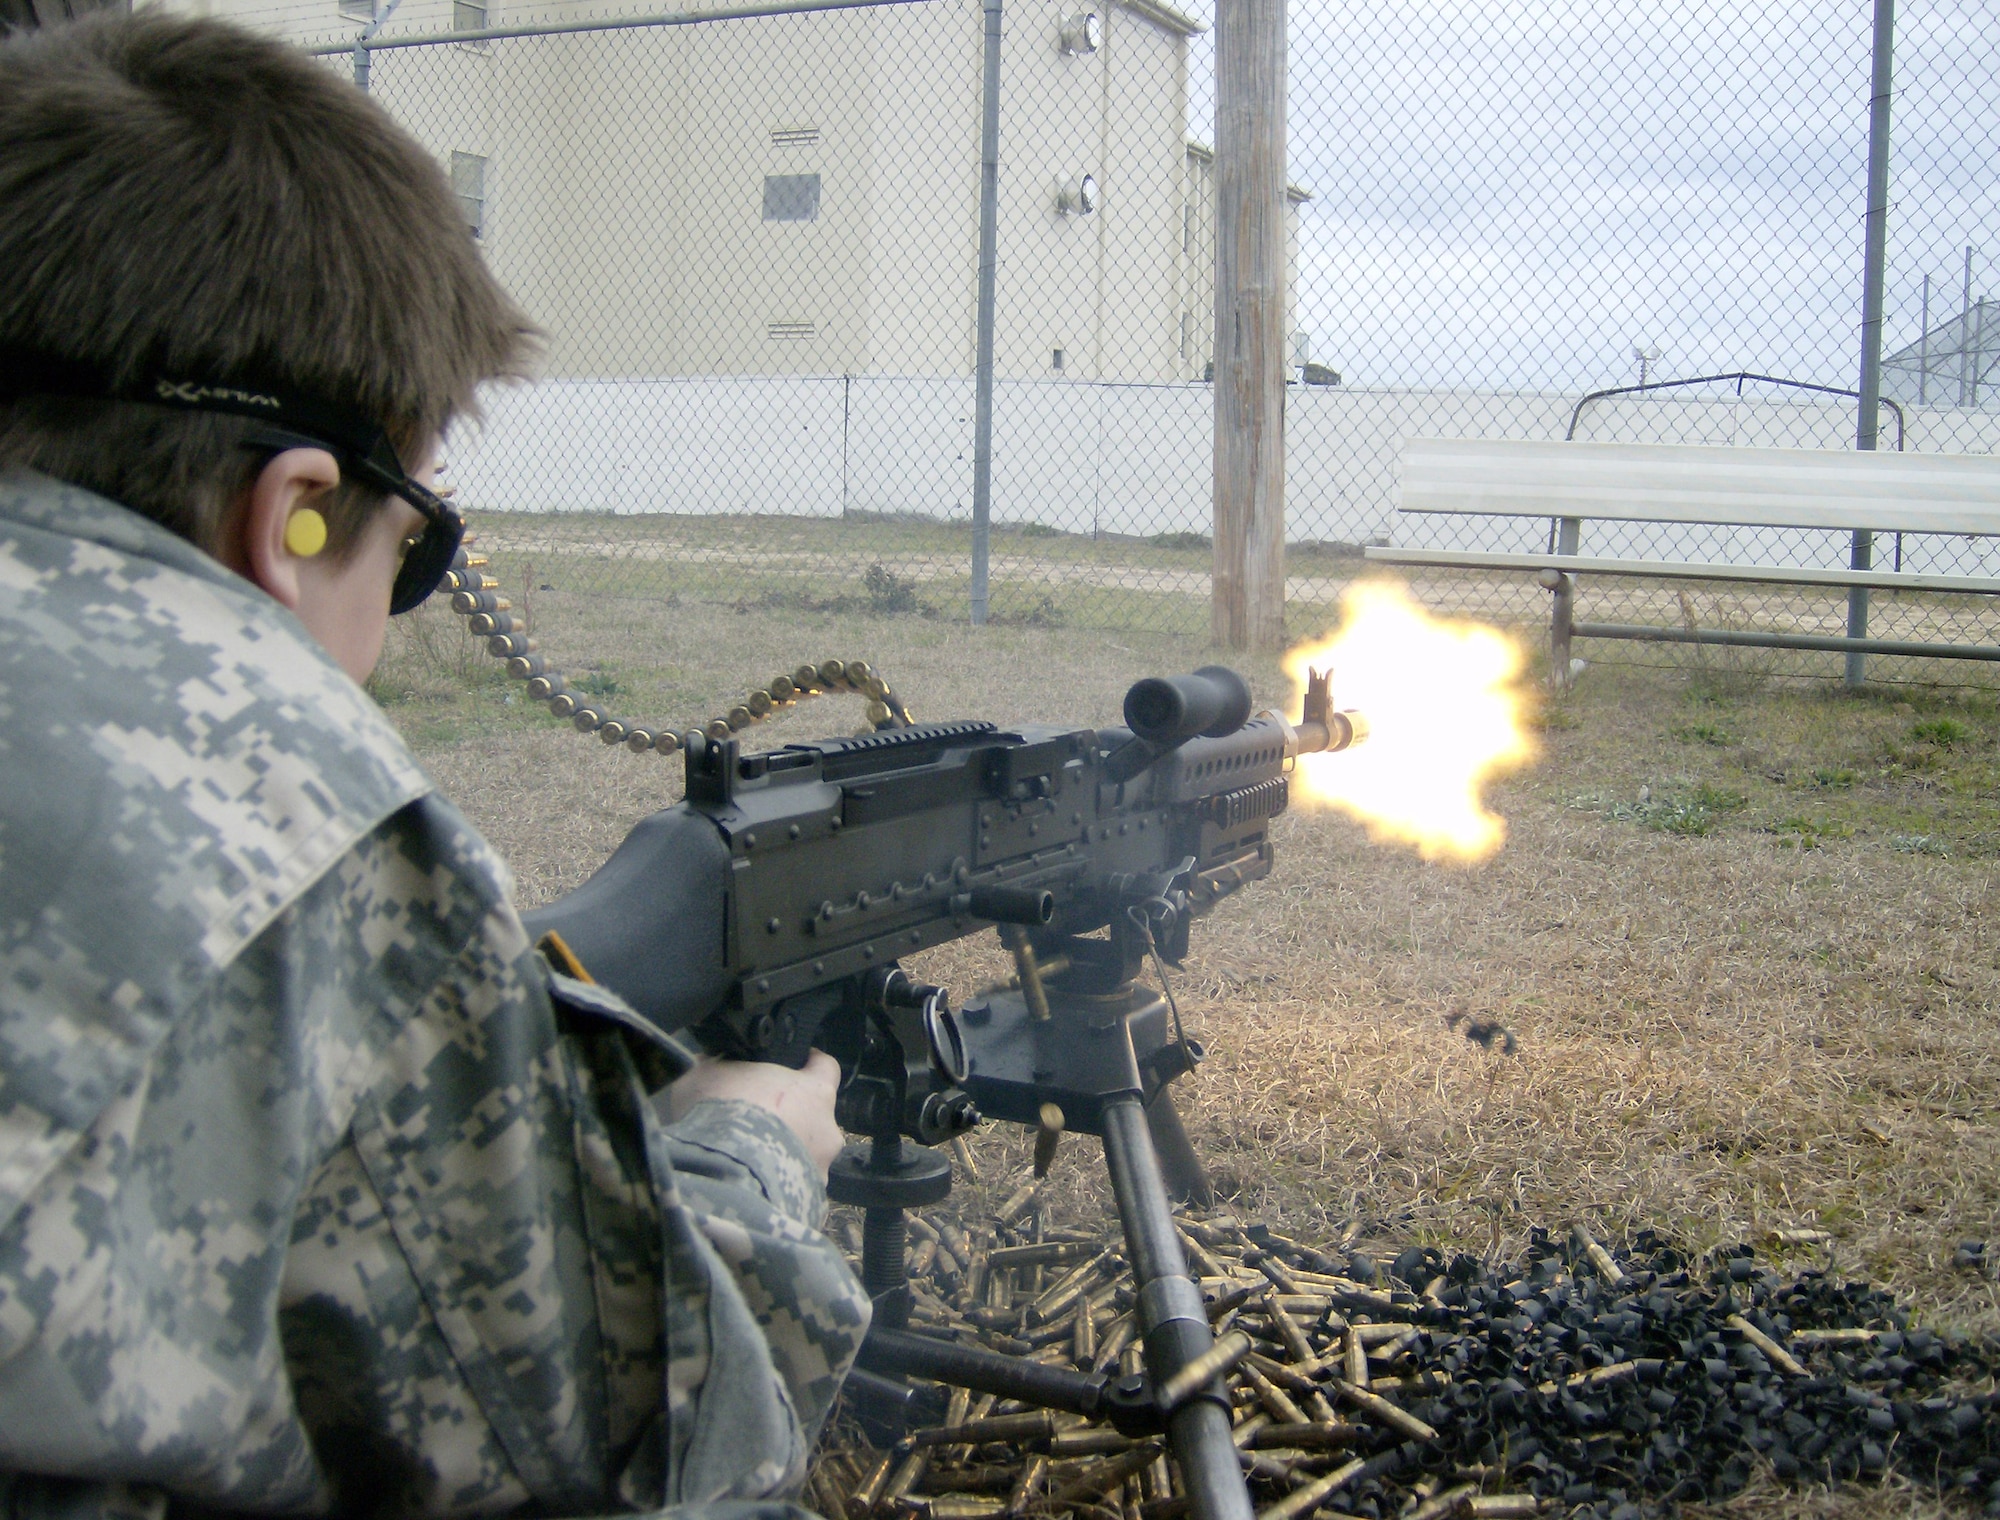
[1846,0,1893,689]
[1211,0,1287,651]
[968,0,1002,625]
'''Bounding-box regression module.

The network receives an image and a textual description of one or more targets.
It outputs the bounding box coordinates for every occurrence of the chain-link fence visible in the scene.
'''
[294,0,2000,680]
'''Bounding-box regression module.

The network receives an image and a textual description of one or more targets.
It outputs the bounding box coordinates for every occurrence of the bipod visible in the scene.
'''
[842,976,1254,1520]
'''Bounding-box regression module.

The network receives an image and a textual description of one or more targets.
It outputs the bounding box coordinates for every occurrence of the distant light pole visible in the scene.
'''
[1632,345,1661,387]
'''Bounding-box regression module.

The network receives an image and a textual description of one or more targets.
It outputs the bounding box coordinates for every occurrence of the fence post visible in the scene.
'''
[968,0,1003,626]
[1211,0,1287,651]
[1847,0,1894,689]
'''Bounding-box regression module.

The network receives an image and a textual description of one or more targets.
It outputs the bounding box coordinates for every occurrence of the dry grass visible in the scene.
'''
[380,597,2000,1515]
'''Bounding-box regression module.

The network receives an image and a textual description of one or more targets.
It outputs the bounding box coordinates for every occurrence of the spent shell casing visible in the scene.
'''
[1250,1253,1303,1294]
[853,1452,897,1515]
[1251,1456,1368,1520]
[1243,1351,1329,1393]
[1263,1291,1320,1367]
[1342,1329,1368,1389]
[1075,1294,1097,1362]
[949,1135,981,1181]
[994,1183,1041,1226]
[1465,1499,1544,1517]
[988,1241,1095,1270]
[1250,1423,1361,1451]
[1178,1229,1229,1281]
[1051,1429,1133,1458]
[1571,1225,1626,1286]
[1028,1249,1109,1324]
[907,1410,1056,1449]
[1206,1284,1257,1322]
[1366,1372,1451,1397]
[1333,1380,1437,1442]
[1789,1327,1879,1343]
[1534,1360,1638,1396]
[884,1450,930,1503]
[1405,1484,1479,1520]
[910,1238,939,1278]
[1157,1330,1255,1409]
[1243,1361,1308,1425]
[924,1500,1009,1520]
[1050,1442,1166,1503]
[1092,1313,1136,1372]
[1005,1454,1049,1515]
[1725,1312,1808,1376]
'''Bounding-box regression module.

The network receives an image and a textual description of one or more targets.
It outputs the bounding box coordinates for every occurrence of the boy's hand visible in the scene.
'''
[667,1050,846,1180]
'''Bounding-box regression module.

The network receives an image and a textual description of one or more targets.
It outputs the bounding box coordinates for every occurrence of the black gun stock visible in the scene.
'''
[522,666,1363,1520]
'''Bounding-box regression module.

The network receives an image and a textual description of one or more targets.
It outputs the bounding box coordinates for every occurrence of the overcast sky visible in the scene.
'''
[1183,0,1998,394]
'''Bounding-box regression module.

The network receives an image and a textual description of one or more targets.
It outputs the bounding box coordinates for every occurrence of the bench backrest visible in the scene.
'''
[1399,438,2000,535]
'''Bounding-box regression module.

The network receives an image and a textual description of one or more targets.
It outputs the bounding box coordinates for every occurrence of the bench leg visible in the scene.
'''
[1550,572,1575,689]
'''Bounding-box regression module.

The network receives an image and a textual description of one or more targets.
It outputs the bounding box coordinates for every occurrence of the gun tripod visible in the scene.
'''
[828,974,1255,1520]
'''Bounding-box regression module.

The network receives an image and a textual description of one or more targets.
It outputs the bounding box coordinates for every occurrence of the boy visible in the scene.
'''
[0,11,867,1518]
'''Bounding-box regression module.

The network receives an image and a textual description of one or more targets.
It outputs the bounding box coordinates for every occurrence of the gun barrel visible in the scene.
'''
[1294,709,1369,756]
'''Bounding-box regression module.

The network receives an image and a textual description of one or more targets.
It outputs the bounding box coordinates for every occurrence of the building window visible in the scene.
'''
[768,321,817,340]
[771,126,821,147]
[454,0,487,28]
[1052,348,1066,372]
[451,152,487,238]
[763,174,821,223]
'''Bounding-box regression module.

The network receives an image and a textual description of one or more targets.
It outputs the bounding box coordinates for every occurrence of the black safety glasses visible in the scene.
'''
[0,348,465,614]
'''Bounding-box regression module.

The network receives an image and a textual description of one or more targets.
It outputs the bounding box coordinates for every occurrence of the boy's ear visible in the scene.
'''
[230,448,343,609]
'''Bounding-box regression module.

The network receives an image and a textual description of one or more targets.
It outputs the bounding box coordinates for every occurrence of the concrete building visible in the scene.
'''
[161,0,1302,384]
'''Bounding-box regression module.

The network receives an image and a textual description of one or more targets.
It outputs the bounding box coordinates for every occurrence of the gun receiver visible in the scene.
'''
[522,665,1364,1520]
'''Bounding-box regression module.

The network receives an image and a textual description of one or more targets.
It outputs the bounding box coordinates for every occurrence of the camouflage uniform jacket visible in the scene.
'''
[0,471,870,1520]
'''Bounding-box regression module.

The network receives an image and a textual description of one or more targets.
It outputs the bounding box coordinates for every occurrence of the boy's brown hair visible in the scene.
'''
[0,10,536,554]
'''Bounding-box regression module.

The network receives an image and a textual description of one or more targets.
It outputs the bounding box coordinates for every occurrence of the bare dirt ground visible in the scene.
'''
[375,594,2000,1517]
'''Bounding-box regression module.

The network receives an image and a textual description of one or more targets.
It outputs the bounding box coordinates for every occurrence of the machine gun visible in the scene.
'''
[523,663,1366,1520]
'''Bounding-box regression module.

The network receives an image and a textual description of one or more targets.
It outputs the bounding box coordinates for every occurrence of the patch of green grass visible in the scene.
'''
[1912,716,1972,747]
[1605,783,1747,837]
[1672,722,1735,746]
[1891,833,1949,856]
[1810,766,1856,788]
[1771,815,1854,850]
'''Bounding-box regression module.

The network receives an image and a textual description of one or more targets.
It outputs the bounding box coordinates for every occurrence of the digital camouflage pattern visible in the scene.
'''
[0,471,869,1519]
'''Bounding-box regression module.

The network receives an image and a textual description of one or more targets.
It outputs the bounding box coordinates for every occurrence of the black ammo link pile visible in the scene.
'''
[811,1209,2000,1520]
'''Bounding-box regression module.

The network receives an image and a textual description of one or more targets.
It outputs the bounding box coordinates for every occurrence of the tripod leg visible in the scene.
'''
[1100,1096,1253,1520]
[1144,1086,1214,1209]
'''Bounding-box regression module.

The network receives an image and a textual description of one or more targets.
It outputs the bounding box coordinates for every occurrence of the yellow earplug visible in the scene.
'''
[283,508,328,559]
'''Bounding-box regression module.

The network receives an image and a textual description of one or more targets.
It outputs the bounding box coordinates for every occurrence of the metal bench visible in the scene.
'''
[1364,437,2000,681]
